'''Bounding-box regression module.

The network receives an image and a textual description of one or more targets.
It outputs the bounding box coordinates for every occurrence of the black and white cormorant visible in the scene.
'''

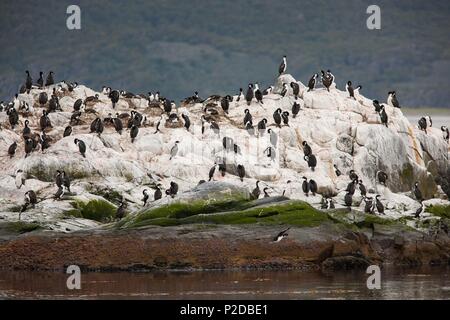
[278,56,287,75]
[25,70,32,90]
[375,195,384,214]
[334,164,341,177]
[109,90,120,109]
[273,108,282,127]
[302,141,312,157]
[257,118,267,134]
[387,91,400,108]
[268,129,278,147]
[181,113,190,131]
[346,81,361,100]
[37,72,44,87]
[116,201,126,220]
[243,109,252,126]
[304,154,317,171]
[413,182,423,202]
[24,138,34,158]
[349,170,359,181]
[251,181,261,200]
[8,142,17,158]
[221,96,230,113]
[130,125,139,143]
[302,176,310,196]
[373,100,382,112]
[442,126,449,143]
[74,138,86,158]
[264,146,276,161]
[45,71,54,86]
[282,111,289,126]
[359,180,367,196]
[165,181,179,198]
[344,192,353,207]
[142,189,150,206]
[170,141,179,160]
[245,84,254,106]
[237,164,245,182]
[307,74,318,92]
[418,117,428,134]
[377,171,388,186]
[379,105,388,127]
[154,186,162,201]
[272,227,290,243]
[309,179,318,196]
[292,102,300,118]
[254,84,263,104]
[280,83,288,97]
[290,82,300,100]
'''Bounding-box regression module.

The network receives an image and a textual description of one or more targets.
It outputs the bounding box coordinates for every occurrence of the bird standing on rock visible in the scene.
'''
[281,111,290,126]
[74,138,86,158]
[142,189,150,206]
[25,70,32,90]
[413,182,423,202]
[379,106,388,127]
[165,181,179,198]
[302,177,309,196]
[237,164,245,182]
[304,154,317,171]
[154,186,162,201]
[37,72,44,87]
[243,109,252,126]
[375,195,385,214]
[278,56,287,75]
[387,91,400,108]
[363,197,374,214]
[273,108,282,127]
[418,117,428,134]
[8,142,17,158]
[344,192,353,207]
[290,82,300,100]
[245,84,254,106]
[268,129,278,147]
[109,90,120,109]
[130,125,139,143]
[292,102,300,118]
[302,141,312,157]
[45,71,54,86]
[63,126,72,137]
[307,74,318,92]
[442,126,449,143]
[251,181,261,200]
[170,141,179,160]
[116,201,126,220]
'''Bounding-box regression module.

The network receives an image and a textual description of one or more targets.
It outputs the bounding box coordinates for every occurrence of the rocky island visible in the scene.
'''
[0,68,448,272]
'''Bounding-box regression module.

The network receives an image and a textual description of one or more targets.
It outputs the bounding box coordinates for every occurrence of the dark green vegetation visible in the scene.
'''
[6,221,41,234]
[69,199,116,222]
[118,198,331,228]
[1,0,449,107]
[116,196,420,231]
[425,204,450,219]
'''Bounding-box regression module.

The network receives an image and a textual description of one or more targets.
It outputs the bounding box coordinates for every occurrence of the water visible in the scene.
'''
[0,267,449,299]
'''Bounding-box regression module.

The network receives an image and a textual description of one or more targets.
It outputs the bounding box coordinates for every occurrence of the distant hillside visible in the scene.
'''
[1,0,449,107]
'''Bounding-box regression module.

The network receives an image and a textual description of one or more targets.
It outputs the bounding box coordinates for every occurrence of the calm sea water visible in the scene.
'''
[0,267,448,300]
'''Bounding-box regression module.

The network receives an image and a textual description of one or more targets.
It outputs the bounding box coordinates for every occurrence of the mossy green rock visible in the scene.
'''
[71,199,116,222]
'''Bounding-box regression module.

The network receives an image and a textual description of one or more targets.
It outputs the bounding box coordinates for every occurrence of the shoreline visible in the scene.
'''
[0,222,448,273]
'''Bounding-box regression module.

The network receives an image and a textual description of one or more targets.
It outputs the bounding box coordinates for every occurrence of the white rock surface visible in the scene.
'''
[0,76,448,232]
